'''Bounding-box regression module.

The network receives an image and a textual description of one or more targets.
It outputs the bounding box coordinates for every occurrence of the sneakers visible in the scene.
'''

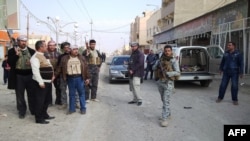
[58,104,67,110]
[86,100,90,103]
[80,111,86,115]
[137,101,142,106]
[91,99,100,102]
[160,120,168,127]
[216,98,222,103]
[233,101,239,105]
[216,99,239,105]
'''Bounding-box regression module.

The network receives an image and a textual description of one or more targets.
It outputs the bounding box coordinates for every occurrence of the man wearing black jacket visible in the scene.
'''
[7,35,35,119]
[127,42,144,106]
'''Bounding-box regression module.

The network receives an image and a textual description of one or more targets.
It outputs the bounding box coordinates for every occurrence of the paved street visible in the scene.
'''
[0,60,250,141]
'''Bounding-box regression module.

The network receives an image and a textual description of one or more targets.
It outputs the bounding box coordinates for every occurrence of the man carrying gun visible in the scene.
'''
[153,45,180,127]
[82,39,102,102]
[7,35,36,119]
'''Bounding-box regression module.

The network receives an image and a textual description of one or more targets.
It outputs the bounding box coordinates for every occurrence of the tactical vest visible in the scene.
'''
[16,49,32,70]
[155,58,180,81]
[87,49,101,65]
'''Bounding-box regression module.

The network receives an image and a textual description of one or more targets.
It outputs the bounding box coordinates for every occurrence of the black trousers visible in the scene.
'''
[144,64,153,79]
[53,76,61,105]
[15,74,35,116]
[33,80,51,122]
[3,70,9,84]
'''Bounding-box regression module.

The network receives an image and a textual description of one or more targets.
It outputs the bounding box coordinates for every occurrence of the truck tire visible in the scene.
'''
[200,80,210,87]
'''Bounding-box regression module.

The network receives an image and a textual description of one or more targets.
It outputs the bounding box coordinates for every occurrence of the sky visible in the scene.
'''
[18,0,161,54]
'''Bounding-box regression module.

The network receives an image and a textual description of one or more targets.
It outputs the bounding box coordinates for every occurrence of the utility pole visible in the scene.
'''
[90,19,93,39]
[26,13,29,45]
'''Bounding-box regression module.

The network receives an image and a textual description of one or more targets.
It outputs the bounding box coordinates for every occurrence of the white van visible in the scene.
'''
[159,45,224,87]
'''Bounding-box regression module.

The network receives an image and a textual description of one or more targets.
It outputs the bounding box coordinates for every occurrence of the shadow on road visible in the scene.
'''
[175,81,205,89]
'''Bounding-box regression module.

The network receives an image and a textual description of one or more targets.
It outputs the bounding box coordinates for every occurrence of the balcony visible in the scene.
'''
[162,0,174,7]
[161,1,174,18]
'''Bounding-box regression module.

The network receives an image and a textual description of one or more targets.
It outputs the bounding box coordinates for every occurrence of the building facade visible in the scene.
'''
[130,11,153,53]
[146,9,161,53]
[0,30,19,59]
[154,0,250,73]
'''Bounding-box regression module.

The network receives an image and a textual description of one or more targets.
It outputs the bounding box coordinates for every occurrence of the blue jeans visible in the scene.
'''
[218,71,239,101]
[67,76,86,112]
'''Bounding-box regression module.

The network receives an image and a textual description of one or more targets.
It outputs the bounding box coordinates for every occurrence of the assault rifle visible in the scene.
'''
[159,60,167,80]
[5,26,17,48]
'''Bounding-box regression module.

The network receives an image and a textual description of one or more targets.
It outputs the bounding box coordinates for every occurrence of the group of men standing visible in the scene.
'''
[5,36,244,127]
[7,35,102,124]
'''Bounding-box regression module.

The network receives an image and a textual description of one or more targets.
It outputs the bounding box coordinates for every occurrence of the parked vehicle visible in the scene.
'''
[107,55,130,83]
[158,45,224,87]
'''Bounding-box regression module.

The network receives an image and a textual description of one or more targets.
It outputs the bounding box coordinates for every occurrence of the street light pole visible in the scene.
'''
[90,19,93,39]
[47,16,78,48]
[47,16,59,47]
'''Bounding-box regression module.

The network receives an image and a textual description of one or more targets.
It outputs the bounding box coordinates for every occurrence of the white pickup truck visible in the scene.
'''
[158,45,224,87]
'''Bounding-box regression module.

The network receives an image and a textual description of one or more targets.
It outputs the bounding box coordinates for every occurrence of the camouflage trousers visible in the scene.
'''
[157,80,174,120]
[85,72,99,100]
[59,76,79,105]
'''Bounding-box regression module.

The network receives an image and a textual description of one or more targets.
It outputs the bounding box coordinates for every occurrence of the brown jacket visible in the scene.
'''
[55,54,90,81]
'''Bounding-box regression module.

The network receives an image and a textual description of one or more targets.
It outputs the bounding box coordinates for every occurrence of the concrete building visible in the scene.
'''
[154,0,250,74]
[159,0,236,32]
[130,11,154,53]
[146,9,162,53]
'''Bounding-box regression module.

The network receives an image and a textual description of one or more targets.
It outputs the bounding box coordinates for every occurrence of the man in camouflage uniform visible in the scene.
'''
[153,45,180,127]
[82,39,102,102]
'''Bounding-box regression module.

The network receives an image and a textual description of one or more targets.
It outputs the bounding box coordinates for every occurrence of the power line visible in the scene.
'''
[79,0,92,22]
[92,30,129,34]
[73,0,88,22]
[56,0,75,21]
[19,0,55,33]
[94,23,130,32]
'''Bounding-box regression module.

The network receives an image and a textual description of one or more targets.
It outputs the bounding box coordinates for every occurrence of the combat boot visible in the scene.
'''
[160,120,168,127]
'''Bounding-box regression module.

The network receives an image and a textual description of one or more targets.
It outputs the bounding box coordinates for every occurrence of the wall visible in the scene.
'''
[147,9,161,42]
[138,11,153,46]
[174,0,236,26]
